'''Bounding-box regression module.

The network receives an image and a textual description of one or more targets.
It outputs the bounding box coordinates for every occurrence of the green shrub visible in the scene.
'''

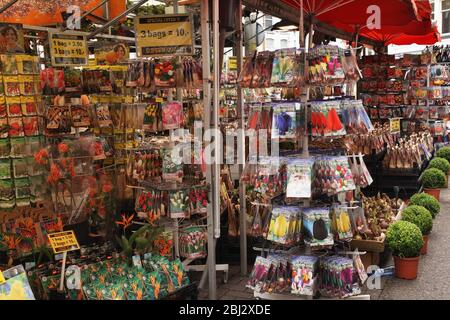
[421,168,446,189]
[428,157,450,174]
[436,147,450,163]
[402,205,433,235]
[386,221,424,258]
[410,193,440,218]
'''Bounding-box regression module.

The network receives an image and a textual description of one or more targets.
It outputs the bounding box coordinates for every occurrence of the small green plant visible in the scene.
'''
[402,205,433,235]
[421,168,446,189]
[410,193,440,218]
[436,147,450,163]
[427,157,450,174]
[386,221,423,258]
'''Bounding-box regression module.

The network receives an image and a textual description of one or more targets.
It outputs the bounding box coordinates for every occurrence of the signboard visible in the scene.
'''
[0,23,25,54]
[49,33,88,67]
[0,271,5,285]
[228,57,237,71]
[135,14,194,57]
[390,118,401,133]
[48,230,80,254]
[94,41,130,65]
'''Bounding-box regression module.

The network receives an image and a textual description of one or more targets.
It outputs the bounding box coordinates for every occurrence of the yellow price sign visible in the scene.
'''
[0,271,5,285]
[48,230,80,254]
[228,57,237,71]
[135,14,194,57]
[390,118,401,133]
[49,33,88,67]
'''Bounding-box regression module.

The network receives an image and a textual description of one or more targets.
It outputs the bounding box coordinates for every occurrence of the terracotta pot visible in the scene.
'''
[394,256,420,280]
[421,235,429,255]
[423,188,440,201]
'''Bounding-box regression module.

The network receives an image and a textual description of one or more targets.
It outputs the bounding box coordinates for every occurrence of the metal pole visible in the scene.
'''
[87,0,149,39]
[60,0,109,32]
[235,0,247,276]
[0,0,18,15]
[201,0,217,300]
[301,4,310,158]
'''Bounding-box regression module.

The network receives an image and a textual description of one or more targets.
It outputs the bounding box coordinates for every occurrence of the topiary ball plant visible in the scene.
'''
[401,205,433,235]
[421,168,446,189]
[428,157,450,174]
[410,193,440,218]
[436,146,450,164]
[386,221,424,258]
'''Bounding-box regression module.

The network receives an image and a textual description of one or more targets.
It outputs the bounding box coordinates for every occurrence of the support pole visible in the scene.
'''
[235,0,247,276]
[201,0,217,300]
[0,0,18,15]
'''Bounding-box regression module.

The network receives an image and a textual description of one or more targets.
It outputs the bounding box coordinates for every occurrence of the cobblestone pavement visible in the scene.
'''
[198,188,450,300]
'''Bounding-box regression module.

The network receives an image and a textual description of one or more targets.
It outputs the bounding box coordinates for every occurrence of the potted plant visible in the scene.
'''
[409,193,440,218]
[421,168,446,200]
[436,147,450,172]
[401,205,433,255]
[386,221,423,280]
[427,157,450,187]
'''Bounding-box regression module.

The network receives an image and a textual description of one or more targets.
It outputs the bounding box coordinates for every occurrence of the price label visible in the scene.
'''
[228,57,237,71]
[49,33,88,66]
[48,230,80,254]
[135,14,194,56]
[0,271,5,285]
[390,118,401,133]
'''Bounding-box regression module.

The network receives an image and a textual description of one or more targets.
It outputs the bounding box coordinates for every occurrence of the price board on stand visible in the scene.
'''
[49,33,88,67]
[135,14,194,57]
[48,230,80,254]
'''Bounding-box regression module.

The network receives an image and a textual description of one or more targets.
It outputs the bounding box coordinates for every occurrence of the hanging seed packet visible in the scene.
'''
[162,147,183,182]
[12,158,28,178]
[247,256,272,291]
[27,156,44,176]
[0,158,11,179]
[302,207,334,247]
[143,102,159,131]
[271,48,298,87]
[286,158,314,199]
[189,186,209,214]
[0,118,8,138]
[15,177,30,206]
[0,138,9,158]
[169,190,190,219]
[3,76,20,96]
[0,96,6,117]
[271,103,298,139]
[95,104,113,128]
[179,226,207,259]
[64,68,82,92]
[23,117,39,136]
[19,75,35,95]
[20,96,37,116]
[6,96,21,116]
[1,55,18,74]
[252,51,274,88]
[0,179,14,208]
[331,205,353,240]
[267,206,298,245]
[162,101,183,130]
[16,55,35,74]
[71,105,91,127]
[8,117,24,137]
[154,59,177,87]
[10,137,28,157]
[290,255,318,296]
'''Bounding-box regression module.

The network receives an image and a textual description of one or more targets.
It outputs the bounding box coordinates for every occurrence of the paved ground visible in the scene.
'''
[198,188,450,300]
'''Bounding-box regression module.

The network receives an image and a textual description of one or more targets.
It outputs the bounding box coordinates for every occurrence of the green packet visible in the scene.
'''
[0,158,11,179]
[169,259,190,288]
[143,271,166,300]
[0,179,15,209]
[0,139,10,158]
[40,274,61,297]
[123,273,149,300]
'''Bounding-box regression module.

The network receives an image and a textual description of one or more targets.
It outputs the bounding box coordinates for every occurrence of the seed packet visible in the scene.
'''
[1,55,18,74]
[143,102,159,131]
[302,207,334,248]
[23,116,39,136]
[331,206,353,240]
[20,96,37,116]
[179,226,207,259]
[71,105,91,127]
[162,101,183,130]
[3,76,20,96]
[0,96,6,117]
[267,206,300,245]
[0,118,8,138]
[19,75,35,95]
[6,97,21,118]
[271,103,298,140]
[0,179,14,208]
[247,256,271,291]
[94,104,113,128]
[12,158,28,178]
[252,51,274,88]
[64,68,82,92]
[285,158,314,199]
[145,271,163,300]
[169,190,190,219]
[46,106,71,133]
[8,117,24,137]
[189,186,209,214]
[123,276,146,300]
[154,59,177,88]
[16,55,35,74]
[15,177,30,206]
[10,137,28,157]
[0,138,9,158]
[342,48,361,81]
[162,147,183,182]
[271,48,299,87]
[28,155,44,176]
[291,255,318,296]
[0,158,11,179]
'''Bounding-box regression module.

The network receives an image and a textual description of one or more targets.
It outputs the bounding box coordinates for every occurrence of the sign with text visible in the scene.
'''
[390,118,401,133]
[135,14,194,57]
[48,230,80,254]
[0,271,5,285]
[49,33,88,67]
[228,57,237,71]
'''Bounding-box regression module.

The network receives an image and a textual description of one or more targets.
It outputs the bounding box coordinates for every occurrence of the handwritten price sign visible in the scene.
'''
[135,14,194,56]
[390,118,401,133]
[48,230,80,254]
[50,33,88,66]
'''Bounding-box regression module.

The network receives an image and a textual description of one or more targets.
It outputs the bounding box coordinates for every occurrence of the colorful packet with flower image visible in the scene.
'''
[0,96,5,118]
[3,76,20,96]
[8,117,24,137]
[0,138,9,158]
[154,59,177,88]
[0,179,15,209]
[0,118,8,138]
[10,137,27,157]
[179,226,207,259]
[71,105,91,127]
[14,177,30,207]
[19,75,35,95]
[162,101,183,130]
[20,95,37,116]
[23,116,39,136]
[27,154,44,176]
[0,158,11,179]
[6,96,22,117]
[12,158,28,178]
[0,76,4,95]
[1,55,18,74]
[169,190,190,219]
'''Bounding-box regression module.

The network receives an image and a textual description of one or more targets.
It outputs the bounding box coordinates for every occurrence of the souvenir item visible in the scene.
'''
[302,207,333,247]
[71,105,91,127]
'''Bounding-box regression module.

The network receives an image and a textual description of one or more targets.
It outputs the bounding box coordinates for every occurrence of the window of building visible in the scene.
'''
[266,38,274,50]
[443,0,450,34]
[280,39,288,48]
[265,16,273,28]
[430,1,435,20]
